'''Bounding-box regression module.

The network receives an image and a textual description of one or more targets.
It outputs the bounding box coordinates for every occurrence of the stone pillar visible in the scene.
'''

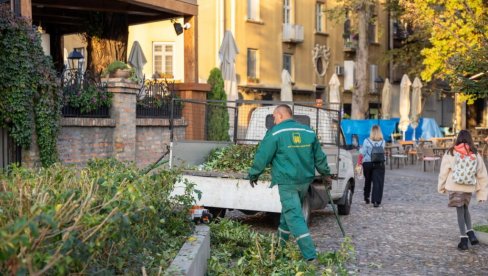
[106,78,139,162]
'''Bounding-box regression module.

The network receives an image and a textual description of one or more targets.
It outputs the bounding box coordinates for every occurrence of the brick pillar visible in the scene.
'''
[174,83,210,140]
[106,78,139,162]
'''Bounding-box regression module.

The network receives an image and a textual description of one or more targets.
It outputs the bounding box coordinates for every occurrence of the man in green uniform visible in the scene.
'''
[248,104,331,261]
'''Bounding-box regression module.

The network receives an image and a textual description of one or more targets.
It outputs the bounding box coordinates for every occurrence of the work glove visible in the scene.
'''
[323,175,333,190]
[250,179,258,188]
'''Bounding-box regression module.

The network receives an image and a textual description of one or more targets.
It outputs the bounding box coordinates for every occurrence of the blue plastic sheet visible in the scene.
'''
[341,118,443,145]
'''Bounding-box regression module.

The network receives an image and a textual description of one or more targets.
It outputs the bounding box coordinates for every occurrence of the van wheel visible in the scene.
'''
[302,195,311,225]
[207,207,226,219]
[337,183,353,215]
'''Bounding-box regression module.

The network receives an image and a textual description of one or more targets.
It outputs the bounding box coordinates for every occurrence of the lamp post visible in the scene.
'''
[374,76,384,124]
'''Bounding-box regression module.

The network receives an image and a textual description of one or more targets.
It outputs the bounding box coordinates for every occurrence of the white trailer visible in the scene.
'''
[170,101,355,222]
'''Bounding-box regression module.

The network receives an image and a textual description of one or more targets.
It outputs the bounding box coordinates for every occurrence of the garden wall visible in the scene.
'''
[57,118,115,165]
[136,118,187,168]
[23,78,209,168]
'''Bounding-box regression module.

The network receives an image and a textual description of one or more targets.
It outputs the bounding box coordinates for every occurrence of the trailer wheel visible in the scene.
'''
[337,182,353,215]
[207,207,226,219]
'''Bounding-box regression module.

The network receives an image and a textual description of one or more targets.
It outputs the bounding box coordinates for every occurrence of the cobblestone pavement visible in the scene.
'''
[311,165,488,275]
[231,165,488,275]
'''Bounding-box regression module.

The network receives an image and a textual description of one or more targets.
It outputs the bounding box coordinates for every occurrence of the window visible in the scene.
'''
[153,42,174,78]
[247,0,260,21]
[283,54,292,76]
[368,23,377,43]
[247,49,258,79]
[316,2,326,32]
[247,49,258,80]
[283,0,291,24]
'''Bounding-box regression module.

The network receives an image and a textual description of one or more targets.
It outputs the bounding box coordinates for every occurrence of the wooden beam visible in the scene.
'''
[31,0,159,16]
[20,0,31,18]
[128,0,197,15]
[184,15,198,83]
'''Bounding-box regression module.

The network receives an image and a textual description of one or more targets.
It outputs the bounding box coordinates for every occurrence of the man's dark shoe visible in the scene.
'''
[373,202,379,207]
[466,230,479,245]
[458,236,469,250]
[365,198,370,204]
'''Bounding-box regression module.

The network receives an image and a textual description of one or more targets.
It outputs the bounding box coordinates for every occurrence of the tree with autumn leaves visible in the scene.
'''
[394,0,487,98]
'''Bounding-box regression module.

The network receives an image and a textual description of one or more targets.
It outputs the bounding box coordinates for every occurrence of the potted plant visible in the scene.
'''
[104,61,131,78]
[473,225,488,244]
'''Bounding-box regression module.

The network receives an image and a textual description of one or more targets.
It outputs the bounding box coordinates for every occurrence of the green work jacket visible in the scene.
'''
[248,119,330,186]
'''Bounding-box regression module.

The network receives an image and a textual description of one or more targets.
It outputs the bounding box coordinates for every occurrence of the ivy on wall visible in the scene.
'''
[0,6,62,166]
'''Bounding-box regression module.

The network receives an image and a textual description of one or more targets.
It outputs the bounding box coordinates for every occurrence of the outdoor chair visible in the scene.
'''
[407,144,418,165]
[420,147,441,172]
[389,146,408,169]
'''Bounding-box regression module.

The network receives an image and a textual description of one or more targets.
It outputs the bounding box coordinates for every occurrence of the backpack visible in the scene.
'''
[368,139,385,163]
[452,152,477,185]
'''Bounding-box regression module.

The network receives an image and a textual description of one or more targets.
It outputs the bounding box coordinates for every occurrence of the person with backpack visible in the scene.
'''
[359,125,386,207]
[438,130,488,250]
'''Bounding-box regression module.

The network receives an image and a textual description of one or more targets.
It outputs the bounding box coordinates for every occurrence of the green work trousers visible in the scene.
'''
[277,183,316,260]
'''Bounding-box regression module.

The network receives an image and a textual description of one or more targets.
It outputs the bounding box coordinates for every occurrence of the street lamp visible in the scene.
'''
[67,49,84,72]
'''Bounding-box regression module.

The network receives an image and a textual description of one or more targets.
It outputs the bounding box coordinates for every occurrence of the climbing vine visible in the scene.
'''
[0,6,62,166]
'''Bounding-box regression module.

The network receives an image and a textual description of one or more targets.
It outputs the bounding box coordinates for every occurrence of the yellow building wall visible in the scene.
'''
[197,0,390,104]
[128,20,185,81]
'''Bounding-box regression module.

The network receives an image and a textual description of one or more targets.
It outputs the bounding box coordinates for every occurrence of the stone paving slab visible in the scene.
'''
[310,165,488,275]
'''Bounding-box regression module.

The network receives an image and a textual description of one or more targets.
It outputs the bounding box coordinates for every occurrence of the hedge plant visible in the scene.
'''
[0,6,62,166]
[0,159,196,274]
[207,68,230,141]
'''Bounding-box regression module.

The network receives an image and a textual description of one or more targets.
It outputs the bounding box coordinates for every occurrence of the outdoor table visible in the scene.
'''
[430,137,455,147]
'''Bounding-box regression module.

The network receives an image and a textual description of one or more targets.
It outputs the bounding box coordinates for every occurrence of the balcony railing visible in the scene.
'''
[282,23,304,43]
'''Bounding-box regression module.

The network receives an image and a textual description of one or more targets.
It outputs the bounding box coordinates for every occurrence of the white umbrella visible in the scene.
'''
[381,78,391,119]
[410,77,423,140]
[128,41,147,80]
[328,73,341,110]
[399,74,412,140]
[219,31,239,102]
[280,69,293,101]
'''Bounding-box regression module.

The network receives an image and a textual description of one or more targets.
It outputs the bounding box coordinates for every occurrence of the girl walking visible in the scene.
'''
[438,130,488,250]
[360,125,386,207]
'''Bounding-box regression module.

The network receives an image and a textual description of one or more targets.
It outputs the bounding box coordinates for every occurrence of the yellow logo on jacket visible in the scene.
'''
[292,132,302,144]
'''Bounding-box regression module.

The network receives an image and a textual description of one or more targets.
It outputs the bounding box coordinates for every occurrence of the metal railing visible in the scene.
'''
[137,79,182,119]
[61,69,110,118]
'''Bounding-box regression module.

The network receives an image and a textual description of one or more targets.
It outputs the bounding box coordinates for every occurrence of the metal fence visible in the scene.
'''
[170,99,237,142]
[61,69,110,118]
[137,80,183,118]
[170,99,341,146]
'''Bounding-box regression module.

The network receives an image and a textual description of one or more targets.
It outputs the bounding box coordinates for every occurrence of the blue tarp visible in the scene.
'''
[341,118,444,145]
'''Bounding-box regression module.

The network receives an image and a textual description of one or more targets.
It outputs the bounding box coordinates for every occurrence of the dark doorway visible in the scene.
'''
[0,127,22,170]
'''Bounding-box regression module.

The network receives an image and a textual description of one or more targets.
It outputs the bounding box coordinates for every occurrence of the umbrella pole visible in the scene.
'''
[413,128,416,141]
[402,131,406,141]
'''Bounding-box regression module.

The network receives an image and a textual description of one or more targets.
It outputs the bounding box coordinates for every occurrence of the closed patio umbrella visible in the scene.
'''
[328,73,341,110]
[399,74,412,140]
[381,78,391,119]
[410,77,423,140]
[280,69,293,101]
[128,41,147,80]
[219,31,239,102]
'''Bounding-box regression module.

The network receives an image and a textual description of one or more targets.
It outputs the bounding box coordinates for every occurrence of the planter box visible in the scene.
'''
[165,225,210,276]
[474,231,488,244]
